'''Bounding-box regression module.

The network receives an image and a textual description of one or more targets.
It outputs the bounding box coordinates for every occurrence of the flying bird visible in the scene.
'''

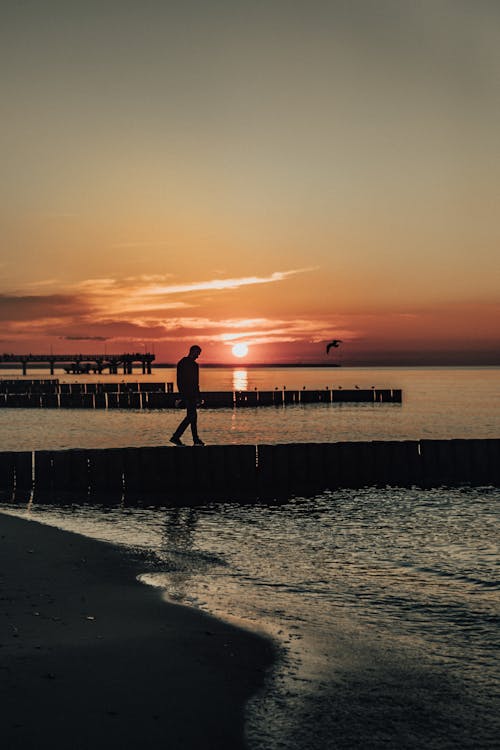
[326,340,343,354]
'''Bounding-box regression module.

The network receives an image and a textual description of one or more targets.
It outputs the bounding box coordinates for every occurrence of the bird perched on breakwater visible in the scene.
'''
[326,340,342,354]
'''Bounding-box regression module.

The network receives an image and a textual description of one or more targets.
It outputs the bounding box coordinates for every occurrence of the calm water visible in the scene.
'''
[0,366,499,449]
[1,367,499,748]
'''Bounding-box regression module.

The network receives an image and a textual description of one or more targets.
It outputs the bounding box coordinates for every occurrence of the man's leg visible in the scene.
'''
[186,400,199,441]
[171,404,191,441]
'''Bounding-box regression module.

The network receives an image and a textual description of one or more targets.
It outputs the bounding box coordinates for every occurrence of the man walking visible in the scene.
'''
[170,345,205,446]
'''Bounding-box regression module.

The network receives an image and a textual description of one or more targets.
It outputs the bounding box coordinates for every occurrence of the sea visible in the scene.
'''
[1,366,499,749]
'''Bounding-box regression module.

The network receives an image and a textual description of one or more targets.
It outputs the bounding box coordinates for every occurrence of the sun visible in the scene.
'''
[232,343,249,358]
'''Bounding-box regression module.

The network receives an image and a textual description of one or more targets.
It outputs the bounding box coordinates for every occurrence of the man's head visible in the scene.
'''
[189,345,202,359]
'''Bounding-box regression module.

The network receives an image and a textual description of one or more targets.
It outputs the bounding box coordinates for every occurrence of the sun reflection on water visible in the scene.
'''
[232,369,248,391]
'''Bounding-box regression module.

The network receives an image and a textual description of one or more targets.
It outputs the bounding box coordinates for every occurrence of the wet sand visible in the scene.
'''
[0,512,274,750]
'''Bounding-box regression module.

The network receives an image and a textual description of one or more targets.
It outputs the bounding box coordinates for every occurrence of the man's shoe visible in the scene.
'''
[170,436,185,447]
[193,439,205,446]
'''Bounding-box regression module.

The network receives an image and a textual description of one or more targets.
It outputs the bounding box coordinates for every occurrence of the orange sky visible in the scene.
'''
[1,2,499,365]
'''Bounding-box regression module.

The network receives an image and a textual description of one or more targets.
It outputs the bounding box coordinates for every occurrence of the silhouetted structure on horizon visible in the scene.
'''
[0,352,155,375]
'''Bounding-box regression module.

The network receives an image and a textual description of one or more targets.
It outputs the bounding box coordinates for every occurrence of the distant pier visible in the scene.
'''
[0,353,155,376]
[0,379,402,408]
[1,439,499,501]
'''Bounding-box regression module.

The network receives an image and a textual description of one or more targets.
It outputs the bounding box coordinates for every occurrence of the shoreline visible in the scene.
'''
[0,512,275,750]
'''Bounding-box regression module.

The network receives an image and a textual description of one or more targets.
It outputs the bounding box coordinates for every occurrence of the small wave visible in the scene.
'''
[395,561,499,589]
[147,549,228,576]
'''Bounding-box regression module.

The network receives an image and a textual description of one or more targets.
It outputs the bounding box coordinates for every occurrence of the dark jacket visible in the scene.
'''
[176,356,199,398]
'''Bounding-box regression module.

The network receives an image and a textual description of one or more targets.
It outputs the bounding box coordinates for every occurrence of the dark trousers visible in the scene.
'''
[172,398,199,441]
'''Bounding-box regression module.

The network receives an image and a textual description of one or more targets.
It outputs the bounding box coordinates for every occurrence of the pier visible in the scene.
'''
[0,353,155,375]
[1,439,499,501]
[0,379,402,408]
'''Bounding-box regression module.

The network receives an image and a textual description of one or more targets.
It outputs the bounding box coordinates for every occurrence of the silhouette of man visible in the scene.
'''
[170,345,205,446]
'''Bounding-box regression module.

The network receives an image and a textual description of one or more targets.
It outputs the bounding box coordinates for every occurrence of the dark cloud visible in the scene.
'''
[0,293,86,322]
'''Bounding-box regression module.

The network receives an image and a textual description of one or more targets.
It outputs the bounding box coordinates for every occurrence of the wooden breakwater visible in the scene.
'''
[0,380,402,408]
[1,439,499,502]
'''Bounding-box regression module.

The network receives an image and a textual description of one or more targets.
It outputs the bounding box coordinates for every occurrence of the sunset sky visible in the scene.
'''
[1,1,499,365]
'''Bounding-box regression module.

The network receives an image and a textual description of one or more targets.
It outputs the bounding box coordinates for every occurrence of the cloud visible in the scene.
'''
[69,268,316,320]
[104,315,356,347]
[63,335,109,341]
[131,268,315,297]
[0,268,339,349]
[24,279,62,289]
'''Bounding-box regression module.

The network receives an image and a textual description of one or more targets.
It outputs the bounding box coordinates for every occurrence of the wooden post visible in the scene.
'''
[469,439,492,485]
[106,393,119,409]
[288,443,308,490]
[129,393,142,409]
[192,444,213,494]
[389,440,421,487]
[486,439,500,485]
[255,444,289,497]
[14,452,33,491]
[0,452,15,493]
[34,451,54,491]
[375,389,391,403]
[332,390,355,402]
[81,394,94,408]
[273,390,284,406]
[256,444,274,494]
[235,391,258,407]
[449,439,472,485]
[202,392,234,407]
[257,391,274,406]
[68,450,90,491]
[138,382,166,392]
[94,393,106,408]
[348,441,376,487]
[87,449,124,494]
[172,447,196,495]
[121,448,142,494]
[323,442,341,489]
[272,444,290,495]
[137,446,173,494]
[300,390,322,403]
[47,450,72,491]
[117,394,130,408]
[224,445,257,494]
[208,445,227,493]
[336,442,359,487]
[307,443,326,491]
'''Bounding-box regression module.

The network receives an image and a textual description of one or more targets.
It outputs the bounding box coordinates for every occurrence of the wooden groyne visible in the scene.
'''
[1,439,499,502]
[0,380,402,408]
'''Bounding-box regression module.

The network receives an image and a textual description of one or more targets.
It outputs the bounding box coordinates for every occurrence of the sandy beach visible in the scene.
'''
[0,512,274,750]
